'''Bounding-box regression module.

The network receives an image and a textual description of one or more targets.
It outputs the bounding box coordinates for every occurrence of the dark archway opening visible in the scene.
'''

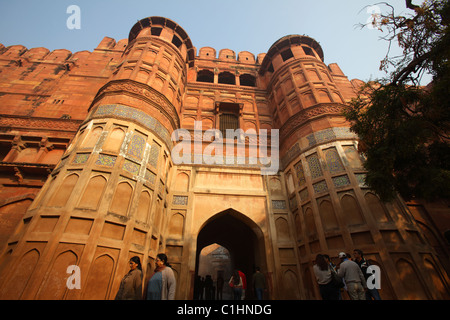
[197,69,214,83]
[194,208,267,300]
[218,71,235,85]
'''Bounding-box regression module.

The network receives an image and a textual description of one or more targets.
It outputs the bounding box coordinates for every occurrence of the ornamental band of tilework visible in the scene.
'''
[90,104,172,148]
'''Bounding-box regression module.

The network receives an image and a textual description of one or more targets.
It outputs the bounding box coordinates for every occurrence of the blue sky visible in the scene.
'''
[0,0,425,82]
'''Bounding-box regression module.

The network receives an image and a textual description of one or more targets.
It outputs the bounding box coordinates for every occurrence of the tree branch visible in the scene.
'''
[391,51,432,84]
[405,0,420,10]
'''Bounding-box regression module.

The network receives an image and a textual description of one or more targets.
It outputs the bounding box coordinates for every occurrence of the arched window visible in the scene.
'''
[280,49,294,62]
[218,71,235,85]
[82,126,103,149]
[48,173,79,207]
[110,182,133,216]
[239,74,256,87]
[196,69,214,83]
[79,175,107,209]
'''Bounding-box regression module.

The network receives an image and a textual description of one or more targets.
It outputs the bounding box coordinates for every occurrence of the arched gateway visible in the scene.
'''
[194,209,269,300]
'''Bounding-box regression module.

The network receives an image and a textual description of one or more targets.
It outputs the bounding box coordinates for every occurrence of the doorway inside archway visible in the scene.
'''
[197,244,233,300]
[194,208,268,300]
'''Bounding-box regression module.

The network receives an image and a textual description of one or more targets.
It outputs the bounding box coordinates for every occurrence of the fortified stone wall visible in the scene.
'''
[0,16,448,300]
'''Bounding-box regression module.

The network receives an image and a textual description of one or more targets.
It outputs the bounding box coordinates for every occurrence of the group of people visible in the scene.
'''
[194,267,267,301]
[114,253,176,300]
[228,267,267,300]
[313,249,382,300]
[114,254,268,301]
[194,275,220,300]
[116,249,382,301]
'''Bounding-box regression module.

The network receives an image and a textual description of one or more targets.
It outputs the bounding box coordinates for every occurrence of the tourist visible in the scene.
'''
[115,256,143,300]
[252,267,266,300]
[238,270,247,299]
[323,254,343,299]
[216,274,224,300]
[146,253,176,300]
[229,270,243,300]
[204,275,213,300]
[337,252,367,300]
[313,254,340,300]
[353,249,382,300]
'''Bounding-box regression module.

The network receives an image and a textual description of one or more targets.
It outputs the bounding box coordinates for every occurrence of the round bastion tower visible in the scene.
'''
[0,17,193,299]
[259,35,450,299]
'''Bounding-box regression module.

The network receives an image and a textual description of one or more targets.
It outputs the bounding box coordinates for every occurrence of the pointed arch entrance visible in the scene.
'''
[194,208,269,300]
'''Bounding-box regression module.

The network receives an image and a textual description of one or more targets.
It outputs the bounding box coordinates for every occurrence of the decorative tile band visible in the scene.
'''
[90,104,172,148]
[272,200,287,210]
[173,195,188,206]
[72,153,90,164]
[145,169,156,185]
[281,127,358,169]
[332,174,350,188]
[355,173,367,187]
[96,154,117,167]
[123,159,141,176]
[313,180,328,194]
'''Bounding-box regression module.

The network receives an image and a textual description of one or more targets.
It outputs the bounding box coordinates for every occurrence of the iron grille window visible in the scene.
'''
[220,113,239,137]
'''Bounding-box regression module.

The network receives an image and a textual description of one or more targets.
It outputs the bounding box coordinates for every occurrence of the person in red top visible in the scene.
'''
[238,270,247,300]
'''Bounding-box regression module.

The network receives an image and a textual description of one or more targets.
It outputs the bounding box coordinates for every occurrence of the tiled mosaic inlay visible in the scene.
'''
[173,195,188,206]
[332,174,350,187]
[307,153,323,179]
[355,173,367,186]
[95,154,117,167]
[295,161,306,186]
[123,159,140,175]
[145,169,156,184]
[325,147,345,174]
[72,153,90,164]
[148,142,160,168]
[127,133,146,161]
[272,200,287,210]
[313,180,328,193]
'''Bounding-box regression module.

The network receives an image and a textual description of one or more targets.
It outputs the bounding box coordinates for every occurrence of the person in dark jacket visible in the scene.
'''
[115,256,143,300]
[252,267,266,300]
[353,249,381,300]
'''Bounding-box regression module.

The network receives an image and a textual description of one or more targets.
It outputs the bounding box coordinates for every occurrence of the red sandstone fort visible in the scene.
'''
[0,16,448,299]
